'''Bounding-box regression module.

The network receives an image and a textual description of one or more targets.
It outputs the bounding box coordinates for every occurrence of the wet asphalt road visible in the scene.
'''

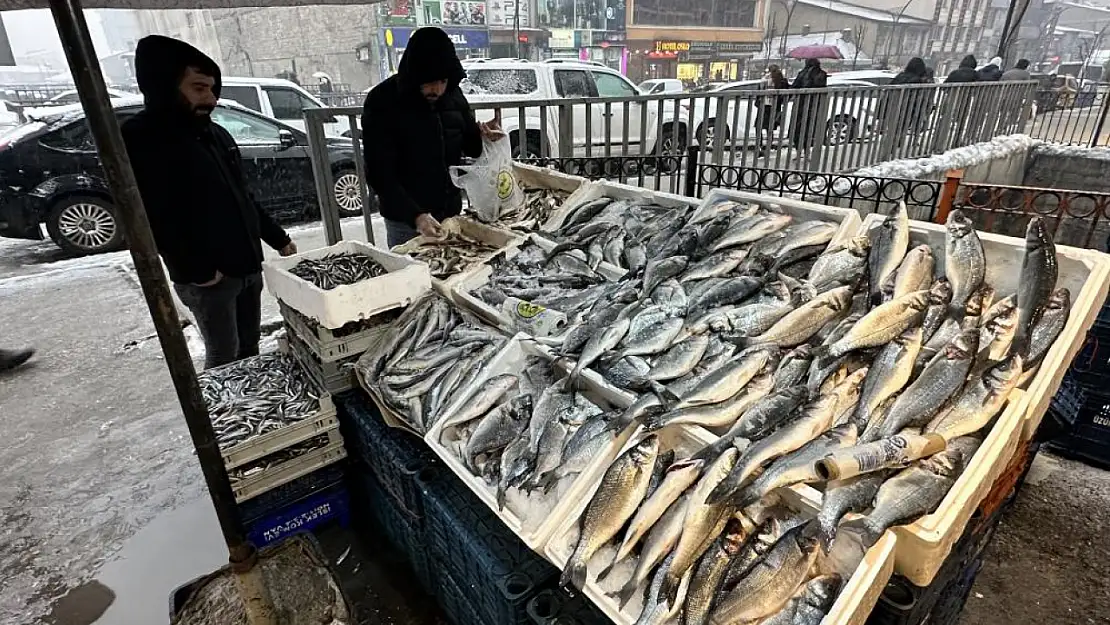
[1,217,1109,624]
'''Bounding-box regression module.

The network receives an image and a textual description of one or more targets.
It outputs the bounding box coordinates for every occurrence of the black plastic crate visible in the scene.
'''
[419,466,559,625]
[438,566,486,625]
[527,587,610,625]
[353,467,436,594]
[236,463,346,523]
[335,392,436,519]
[1046,388,1110,470]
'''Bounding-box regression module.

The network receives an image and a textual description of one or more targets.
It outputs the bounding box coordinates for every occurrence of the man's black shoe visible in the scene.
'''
[0,348,34,372]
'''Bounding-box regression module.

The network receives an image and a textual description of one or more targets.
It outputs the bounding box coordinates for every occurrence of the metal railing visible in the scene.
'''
[301,80,1037,244]
[1026,87,1110,147]
[954,180,1110,249]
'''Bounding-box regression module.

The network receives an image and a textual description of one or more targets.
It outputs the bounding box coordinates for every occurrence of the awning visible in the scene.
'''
[0,0,379,8]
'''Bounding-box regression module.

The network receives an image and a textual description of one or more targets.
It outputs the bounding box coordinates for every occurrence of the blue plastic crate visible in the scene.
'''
[335,392,436,519]
[237,463,346,523]
[245,483,351,547]
[354,467,436,594]
[418,466,558,625]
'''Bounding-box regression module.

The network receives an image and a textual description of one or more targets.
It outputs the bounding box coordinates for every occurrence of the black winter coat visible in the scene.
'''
[945,67,979,83]
[362,28,482,228]
[122,35,290,286]
[977,64,1003,81]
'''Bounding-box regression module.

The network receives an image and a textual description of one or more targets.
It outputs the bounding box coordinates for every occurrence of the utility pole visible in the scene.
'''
[514,0,521,58]
[47,0,276,622]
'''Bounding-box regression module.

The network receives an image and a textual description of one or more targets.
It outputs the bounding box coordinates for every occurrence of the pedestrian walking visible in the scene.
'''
[122,35,298,370]
[0,347,34,372]
[755,65,790,158]
[1001,59,1033,82]
[945,55,980,83]
[362,27,503,249]
[884,57,933,145]
[790,59,829,154]
[978,57,1004,81]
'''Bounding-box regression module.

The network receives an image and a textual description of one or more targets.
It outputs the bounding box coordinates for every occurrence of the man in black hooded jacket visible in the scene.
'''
[122,35,297,369]
[362,27,499,248]
[945,55,980,83]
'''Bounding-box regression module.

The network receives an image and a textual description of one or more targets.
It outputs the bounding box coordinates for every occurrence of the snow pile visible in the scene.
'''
[850,134,1039,182]
[1030,142,1110,162]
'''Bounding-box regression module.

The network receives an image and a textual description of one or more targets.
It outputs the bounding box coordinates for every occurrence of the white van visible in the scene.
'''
[220,77,351,137]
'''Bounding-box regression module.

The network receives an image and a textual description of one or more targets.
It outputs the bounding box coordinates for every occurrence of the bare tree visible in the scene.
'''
[852,24,867,69]
[775,0,799,56]
[1077,24,1109,89]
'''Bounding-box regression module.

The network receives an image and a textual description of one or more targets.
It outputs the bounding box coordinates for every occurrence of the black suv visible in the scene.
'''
[0,98,371,256]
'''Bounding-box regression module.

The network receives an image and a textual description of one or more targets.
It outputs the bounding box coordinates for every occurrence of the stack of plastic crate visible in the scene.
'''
[280,302,399,394]
[1049,297,1110,467]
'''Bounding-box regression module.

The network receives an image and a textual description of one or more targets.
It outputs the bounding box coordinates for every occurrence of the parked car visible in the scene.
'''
[826,70,899,86]
[638,78,684,94]
[221,77,351,137]
[461,59,689,159]
[44,87,135,105]
[0,97,369,256]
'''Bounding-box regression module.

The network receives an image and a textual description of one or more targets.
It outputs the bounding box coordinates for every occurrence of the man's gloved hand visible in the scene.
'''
[279,242,298,257]
[415,213,444,238]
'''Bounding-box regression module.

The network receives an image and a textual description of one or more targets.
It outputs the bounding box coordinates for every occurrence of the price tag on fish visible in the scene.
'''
[501,297,568,337]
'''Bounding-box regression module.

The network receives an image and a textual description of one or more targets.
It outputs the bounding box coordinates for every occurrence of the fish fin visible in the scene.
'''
[562,559,589,591]
[640,409,671,432]
[596,556,621,583]
[648,381,681,408]
[615,576,641,609]
[839,516,883,548]
[626,375,652,392]
[657,571,682,606]
[496,483,509,510]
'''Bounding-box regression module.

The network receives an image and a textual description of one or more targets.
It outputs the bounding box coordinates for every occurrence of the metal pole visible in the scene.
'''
[996,0,1020,58]
[514,0,521,58]
[47,0,275,621]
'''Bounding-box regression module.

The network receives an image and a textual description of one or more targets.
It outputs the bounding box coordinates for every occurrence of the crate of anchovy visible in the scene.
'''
[389,215,524,293]
[200,353,342,471]
[263,240,432,330]
[279,301,398,363]
[229,430,348,503]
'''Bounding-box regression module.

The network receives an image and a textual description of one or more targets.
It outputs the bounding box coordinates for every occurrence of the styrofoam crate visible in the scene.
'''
[280,301,397,362]
[538,177,698,234]
[231,432,347,503]
[221,393,338,470]
[694,187,864,248]
[263,239,432,330]
[451,233,626,335]
[544,425,894,625]
[860,214,1110,441]
[424,334,638,551]
[390,215,526,295]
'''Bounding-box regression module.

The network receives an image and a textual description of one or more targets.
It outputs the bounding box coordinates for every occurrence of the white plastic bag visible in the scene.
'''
[450,133,524,223]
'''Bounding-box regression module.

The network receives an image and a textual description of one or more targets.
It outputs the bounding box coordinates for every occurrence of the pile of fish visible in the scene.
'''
[228,432,333,484]
[552,203,1070,623]
[289,252,386,290]
[396,230,501,279]
[356,294,506,434]
[199,353,322,450]
[489,186,572,233]
[436,352,624,515]
[471,241,622,322]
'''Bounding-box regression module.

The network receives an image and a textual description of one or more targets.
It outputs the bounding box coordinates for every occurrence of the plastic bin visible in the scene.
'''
[230,431,347,503]
[526,587,610,625]
[355,466,435,594]
[420,465,559,625]
[437,566,486,625]
[237,462,345,523]
[336,392,436,519]
[246,483,351,547]
[220,394,338,471]
[1046,388,1110,469]
[280,301,396,362]
[286,329,358,394]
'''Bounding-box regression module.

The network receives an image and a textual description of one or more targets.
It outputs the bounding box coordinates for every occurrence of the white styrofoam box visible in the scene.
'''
[424,333,638,551]
[540,177,701,234]
[544,425,895,625]
[694,188,864,249]
[390,215,525,296]
[263,240,432,330]
[451,233,626,334]
[855,213,1110,440]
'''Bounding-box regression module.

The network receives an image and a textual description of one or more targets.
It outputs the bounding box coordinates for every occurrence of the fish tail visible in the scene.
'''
[562,558,589,591]
[840,516,883,548]
[641,410,671,432]
[616,576,641,609]
[657,571,682,607]
[596,556,620,583]
[495,482,509,510]
[706,476,737,506]
[648,381,680,408]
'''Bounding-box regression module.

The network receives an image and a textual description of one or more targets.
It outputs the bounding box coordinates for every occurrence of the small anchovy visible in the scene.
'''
[227,432,334,483]
[289,252,386,290]
[398,230,501,279]
[200,353,322,451]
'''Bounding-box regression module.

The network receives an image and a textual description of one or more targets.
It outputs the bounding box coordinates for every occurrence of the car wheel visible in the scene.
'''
[655,126,688,156]
[825,116,857,145]
[332,168,364,217]
[46,195,124,256]
[698,121,731,150]
[512,133,543,160]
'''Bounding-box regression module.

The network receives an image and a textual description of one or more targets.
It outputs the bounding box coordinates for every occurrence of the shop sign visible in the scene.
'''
[549,28,576,48]
[422,1,488,26]
[602,31,627,43]
[655,41,691,53]
[383,27,490,49]
[488,0,531,28]
[717,41,763,54]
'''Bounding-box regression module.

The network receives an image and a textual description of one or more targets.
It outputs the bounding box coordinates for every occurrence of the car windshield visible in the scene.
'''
[639,80,660,91]
[462,69,540,95]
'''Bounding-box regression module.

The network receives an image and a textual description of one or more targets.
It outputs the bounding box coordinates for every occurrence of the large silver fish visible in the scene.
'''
[683,520,750,625]
[745,286,854,348]
[562,435,661,589]
[1012,217,1059,357]
[644,373,774,432]
[759,574,843,625]
[1025,287,1071,369]
[808,235,870,288]
[852,326,923,430]
[868,202,909,306]
[738,422,859,508]
[815,471,890,549]
[824,290,929,359]
[927,354,1023,440]
[944,209,986,316]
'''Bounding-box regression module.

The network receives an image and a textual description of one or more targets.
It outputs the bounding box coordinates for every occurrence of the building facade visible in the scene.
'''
[625,0,765,83]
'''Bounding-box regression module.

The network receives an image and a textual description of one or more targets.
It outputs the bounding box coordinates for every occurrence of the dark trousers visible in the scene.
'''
[384,218,419,249]
[175,273,264,370]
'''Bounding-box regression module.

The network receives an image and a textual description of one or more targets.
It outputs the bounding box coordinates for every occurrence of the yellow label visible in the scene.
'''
[496,170,514,200]
[515,300,545,319]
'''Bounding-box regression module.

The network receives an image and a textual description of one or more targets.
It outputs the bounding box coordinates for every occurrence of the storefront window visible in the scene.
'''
[538,0,575,27]
[632,0,757,28]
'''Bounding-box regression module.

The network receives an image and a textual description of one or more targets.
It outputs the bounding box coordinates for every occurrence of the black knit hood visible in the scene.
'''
[397,27,466,91]
[959,55,978,70]
[134,35,221,115]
